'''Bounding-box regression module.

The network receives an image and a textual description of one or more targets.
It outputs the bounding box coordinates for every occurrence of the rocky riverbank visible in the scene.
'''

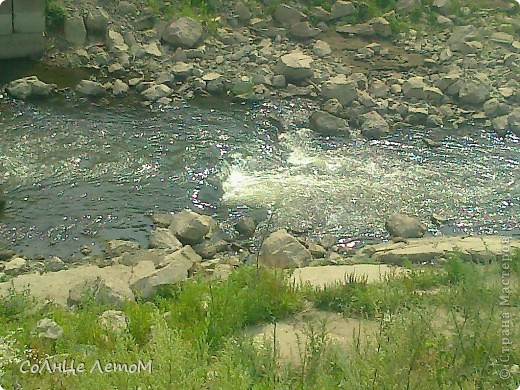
[0,1,519,301]
[1,0,520,139]
[0,207,518,306]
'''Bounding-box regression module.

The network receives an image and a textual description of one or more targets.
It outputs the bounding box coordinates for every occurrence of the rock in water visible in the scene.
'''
[6,76,56,100]
[309,111,350,137]
[168,209,216,245]
[360,111,390,140]
[385,213,426,238]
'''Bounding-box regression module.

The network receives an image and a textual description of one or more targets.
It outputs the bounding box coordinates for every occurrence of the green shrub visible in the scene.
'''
[45,0,67,29]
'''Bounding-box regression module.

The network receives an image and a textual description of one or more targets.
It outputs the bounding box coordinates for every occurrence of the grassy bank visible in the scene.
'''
[0,251,519,389]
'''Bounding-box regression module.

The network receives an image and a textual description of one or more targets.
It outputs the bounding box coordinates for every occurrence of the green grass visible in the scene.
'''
[0,251,519,388]
[147,0,219,31]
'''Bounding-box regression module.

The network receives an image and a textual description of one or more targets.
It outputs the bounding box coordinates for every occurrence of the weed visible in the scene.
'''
[45,0,67,29]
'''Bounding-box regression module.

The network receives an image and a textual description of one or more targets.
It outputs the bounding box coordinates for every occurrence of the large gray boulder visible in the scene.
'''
[275,52,314,82]
[458,73,492,105]
[273,4,307,28]
[131,247,200,299]
[288,22,320,40]
[447,26,479,53]
[507,108,520,136]
[360,111,390,140]
[330,1,356,19]
[162,17,203,48]
[385,213,426,238]
[258,229,312,269]
[322,75,358,105]
[168,209,216,245]
[6,76,56,100]
[149,228,183,250]
[85,9,109,36]
[309,111,350,137]
[106,29,129,53]
[64,15,87,46]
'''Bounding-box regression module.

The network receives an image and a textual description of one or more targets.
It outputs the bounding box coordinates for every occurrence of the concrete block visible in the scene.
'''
[0,32,45,59]
[13,0,45,33]
[0,0,13,35]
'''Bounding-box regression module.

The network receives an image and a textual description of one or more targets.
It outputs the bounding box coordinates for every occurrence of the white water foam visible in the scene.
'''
[221,129,518,237]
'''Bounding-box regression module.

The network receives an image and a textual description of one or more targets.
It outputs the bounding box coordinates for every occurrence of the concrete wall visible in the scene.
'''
[0,0,46,59]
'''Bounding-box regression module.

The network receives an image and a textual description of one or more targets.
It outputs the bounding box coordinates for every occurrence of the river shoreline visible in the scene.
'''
[0,0,519,274]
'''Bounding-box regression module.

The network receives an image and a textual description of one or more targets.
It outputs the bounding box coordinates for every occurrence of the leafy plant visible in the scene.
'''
[45,0,67,29]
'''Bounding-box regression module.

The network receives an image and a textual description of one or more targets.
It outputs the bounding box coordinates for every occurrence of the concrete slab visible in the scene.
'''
[291,264,405,288]
[13,0,45,33]
[368,236,519,265]
[0,32,45,58]
[0,261,156,306]
[0,0,13,35]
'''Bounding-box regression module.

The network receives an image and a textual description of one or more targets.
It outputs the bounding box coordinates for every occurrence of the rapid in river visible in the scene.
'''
[0,96,518,259]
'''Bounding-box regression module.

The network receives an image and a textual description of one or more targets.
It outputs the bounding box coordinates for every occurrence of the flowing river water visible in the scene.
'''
[0,90,518,260]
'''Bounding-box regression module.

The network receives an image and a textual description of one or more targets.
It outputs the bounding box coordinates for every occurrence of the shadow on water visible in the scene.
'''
[0,59,90,88]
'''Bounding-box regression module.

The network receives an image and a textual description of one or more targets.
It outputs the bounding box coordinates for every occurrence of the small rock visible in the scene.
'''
[141,84,172,101]
[272,5,307,28]
[98,310,129,333]
[68,277,134,307]
[150,213,175,227]
[288,22,320,41]
[131,252,196,299]
[106,239,140,257]
[235,1,251,22]
[45,256,67,272]
[271,75,287,88]
[193,238,229,259]
[76,80,105,97]
[507,108,520,136]
[312,40,332,57]
[35,318,63,340]
[112,79,129,96]
[322,75,358,105]
[64,15,87,46]
[331,1,356,19]
[117,1,137,16]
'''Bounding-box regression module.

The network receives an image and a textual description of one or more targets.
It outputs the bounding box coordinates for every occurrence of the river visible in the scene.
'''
[0,90,518,259]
